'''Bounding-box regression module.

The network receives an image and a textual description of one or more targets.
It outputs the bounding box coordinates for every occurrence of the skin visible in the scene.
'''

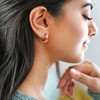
[18,0,98,100]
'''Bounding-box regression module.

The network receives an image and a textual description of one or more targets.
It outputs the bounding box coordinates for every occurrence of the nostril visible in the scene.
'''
[90,33,96,38]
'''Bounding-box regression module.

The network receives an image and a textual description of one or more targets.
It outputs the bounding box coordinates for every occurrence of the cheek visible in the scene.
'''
[68,19,88,48]
[47,15,89,61]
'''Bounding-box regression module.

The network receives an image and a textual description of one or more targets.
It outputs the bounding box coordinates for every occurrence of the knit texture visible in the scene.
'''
[12,90,37,100]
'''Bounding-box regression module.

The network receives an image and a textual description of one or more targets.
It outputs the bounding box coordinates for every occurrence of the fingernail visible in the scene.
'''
[70,69,77,76]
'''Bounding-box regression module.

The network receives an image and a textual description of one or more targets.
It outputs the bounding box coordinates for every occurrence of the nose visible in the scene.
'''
[88,20,98,37]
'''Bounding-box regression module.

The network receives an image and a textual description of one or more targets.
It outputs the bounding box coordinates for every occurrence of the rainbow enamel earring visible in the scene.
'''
[42,34,48,43]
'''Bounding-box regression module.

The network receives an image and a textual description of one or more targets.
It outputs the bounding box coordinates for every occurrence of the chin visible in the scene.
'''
[70,58,83,63]
[62,54,84,63]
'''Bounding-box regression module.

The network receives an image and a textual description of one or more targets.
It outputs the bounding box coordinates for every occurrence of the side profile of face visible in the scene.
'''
[46,0,98,63]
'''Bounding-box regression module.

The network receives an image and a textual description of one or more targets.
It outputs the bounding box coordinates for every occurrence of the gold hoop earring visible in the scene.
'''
[42,34,48,43]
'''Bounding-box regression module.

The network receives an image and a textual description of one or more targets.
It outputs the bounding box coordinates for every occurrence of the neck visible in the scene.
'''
[18,40,54,100]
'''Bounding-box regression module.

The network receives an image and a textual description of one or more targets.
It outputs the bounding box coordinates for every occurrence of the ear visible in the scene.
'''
[29,6,49,40]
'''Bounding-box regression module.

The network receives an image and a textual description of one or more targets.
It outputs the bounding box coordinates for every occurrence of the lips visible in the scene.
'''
[83,39,90,49]
[83,39,90,45]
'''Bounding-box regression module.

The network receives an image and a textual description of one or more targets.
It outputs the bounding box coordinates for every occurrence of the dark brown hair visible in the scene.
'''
[0,0,70,99]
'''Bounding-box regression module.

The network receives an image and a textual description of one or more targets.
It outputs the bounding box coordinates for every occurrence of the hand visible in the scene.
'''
[57,61,100,96]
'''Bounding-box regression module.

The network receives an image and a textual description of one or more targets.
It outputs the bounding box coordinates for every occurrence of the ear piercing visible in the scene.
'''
[42,34,48,43]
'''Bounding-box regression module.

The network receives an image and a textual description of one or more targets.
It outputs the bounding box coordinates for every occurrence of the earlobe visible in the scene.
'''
[29,6,49,40]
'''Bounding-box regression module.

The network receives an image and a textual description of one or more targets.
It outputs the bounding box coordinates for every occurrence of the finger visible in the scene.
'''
[67,81,75,96]
[73,61,100,77]
[70,69,98,89]
[58,61,100,89]
[57,70,71,88]
[57,79,67,89]
[61,82,69,96]
[61,80,71,96]
[70,69,100,93]
[61,80,75,96]
[57,61,89,88]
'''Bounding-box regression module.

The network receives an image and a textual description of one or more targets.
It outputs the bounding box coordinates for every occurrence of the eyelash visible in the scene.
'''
[83,14,93,21]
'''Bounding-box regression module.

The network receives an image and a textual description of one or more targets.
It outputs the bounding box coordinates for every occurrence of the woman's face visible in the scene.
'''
[46,0,98,63]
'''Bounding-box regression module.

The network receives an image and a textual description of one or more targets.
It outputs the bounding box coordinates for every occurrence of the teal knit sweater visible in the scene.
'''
[12,90,100,100]
[88,89,100,100]
[12,90,37,100]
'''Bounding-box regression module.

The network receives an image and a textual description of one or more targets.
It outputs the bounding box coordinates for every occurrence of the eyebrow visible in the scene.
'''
[82,3,93,10]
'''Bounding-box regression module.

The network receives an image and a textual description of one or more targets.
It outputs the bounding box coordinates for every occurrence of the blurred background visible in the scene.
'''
[44,1,100,100]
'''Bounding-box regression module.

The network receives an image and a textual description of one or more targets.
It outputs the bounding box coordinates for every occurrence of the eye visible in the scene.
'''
[83,14,93,21]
